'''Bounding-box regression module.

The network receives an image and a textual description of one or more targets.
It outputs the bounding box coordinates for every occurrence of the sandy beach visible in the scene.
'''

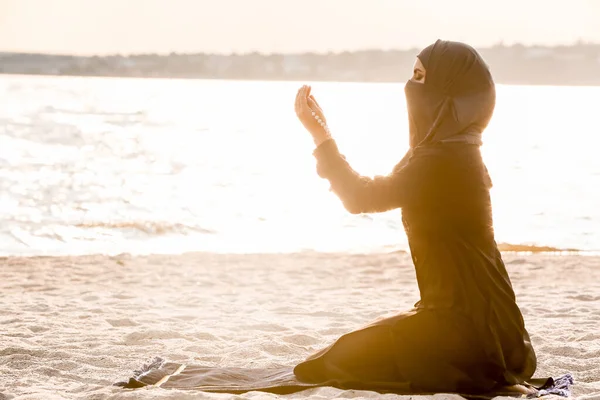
[0,252,599,400]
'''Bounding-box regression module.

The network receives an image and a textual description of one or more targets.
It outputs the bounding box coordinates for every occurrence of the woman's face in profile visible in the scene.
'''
[411,57,426,84]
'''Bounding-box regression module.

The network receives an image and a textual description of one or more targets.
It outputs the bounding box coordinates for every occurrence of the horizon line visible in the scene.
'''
[2,40,599,58]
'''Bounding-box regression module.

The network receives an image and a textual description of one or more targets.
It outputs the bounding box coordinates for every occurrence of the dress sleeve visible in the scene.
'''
[313,139,425,214]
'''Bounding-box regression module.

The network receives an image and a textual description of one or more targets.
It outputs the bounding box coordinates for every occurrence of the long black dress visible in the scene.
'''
[293,40,539,393]
[292,139,537,394]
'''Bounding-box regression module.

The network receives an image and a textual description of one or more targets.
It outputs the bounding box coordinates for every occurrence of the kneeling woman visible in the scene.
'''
[293,40,537,394]
[119,40,554,397]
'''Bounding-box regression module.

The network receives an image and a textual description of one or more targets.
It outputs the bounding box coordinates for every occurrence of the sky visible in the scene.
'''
[1,0,599,55]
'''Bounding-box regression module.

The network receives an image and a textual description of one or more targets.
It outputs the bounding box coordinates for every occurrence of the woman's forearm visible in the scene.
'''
[313,140,409,214]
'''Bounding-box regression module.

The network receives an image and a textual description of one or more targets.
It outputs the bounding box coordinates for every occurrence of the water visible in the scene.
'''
[0,75,598,256]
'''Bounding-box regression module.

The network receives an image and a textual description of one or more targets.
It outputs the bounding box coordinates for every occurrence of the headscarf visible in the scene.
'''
[404,40,496,149]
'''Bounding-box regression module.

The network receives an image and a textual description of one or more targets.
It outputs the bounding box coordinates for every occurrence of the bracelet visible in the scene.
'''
[311,111,331,135]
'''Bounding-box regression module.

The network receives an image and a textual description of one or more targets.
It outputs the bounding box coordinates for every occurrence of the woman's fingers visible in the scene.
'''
[308,96,323,115]
[297,86,312,117]
[307,97,319,113]
[309,95,323,112]
[294,86,304,115]
[295,86,308,115]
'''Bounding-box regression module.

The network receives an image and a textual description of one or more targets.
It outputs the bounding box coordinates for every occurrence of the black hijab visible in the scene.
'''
[404,40,495,149]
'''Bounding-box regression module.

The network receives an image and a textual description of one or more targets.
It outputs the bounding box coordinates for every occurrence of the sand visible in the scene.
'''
[1,251,599,400]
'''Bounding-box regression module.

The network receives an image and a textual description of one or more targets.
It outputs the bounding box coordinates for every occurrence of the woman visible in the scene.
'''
[292,39,537,395]
[121,40,572,397]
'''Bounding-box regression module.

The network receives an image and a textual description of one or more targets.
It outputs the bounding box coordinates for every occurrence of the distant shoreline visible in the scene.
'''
[2,43,600,86]
[2,71,599,86]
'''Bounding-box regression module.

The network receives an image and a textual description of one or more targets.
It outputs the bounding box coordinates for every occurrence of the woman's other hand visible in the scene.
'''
[294,85,331,147]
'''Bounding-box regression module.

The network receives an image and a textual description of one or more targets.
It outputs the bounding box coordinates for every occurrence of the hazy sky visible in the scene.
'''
[1,0,599,55]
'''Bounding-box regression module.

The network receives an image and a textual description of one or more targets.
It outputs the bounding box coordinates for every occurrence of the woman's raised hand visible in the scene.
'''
[294,85,331,147]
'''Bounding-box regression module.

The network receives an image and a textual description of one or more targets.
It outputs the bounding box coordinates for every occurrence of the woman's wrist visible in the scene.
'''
[313,132,332,147]
[310,110,332,147]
